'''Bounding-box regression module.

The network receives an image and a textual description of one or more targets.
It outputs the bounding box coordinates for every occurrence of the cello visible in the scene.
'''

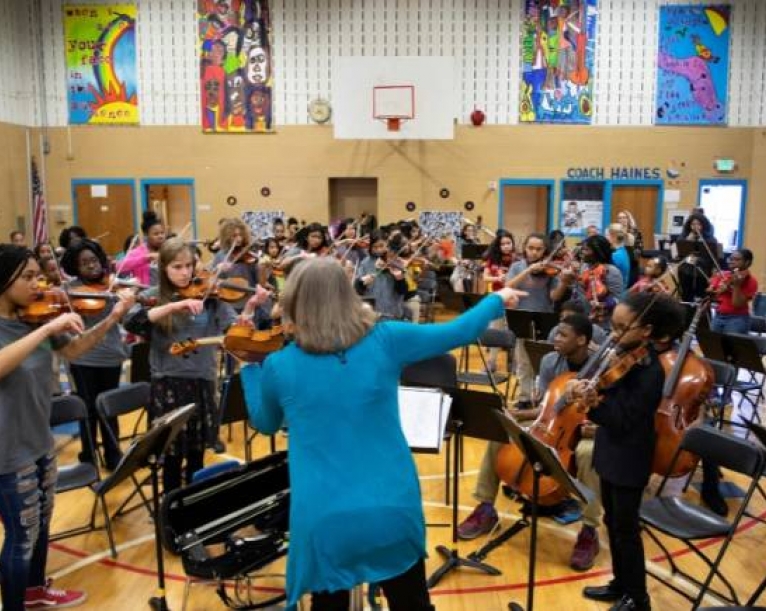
[652,299,713,476]
[495,338,646,506]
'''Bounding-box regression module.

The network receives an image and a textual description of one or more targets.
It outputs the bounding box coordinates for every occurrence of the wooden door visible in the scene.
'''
[329,178,378,223]
[610,185,659,248]
[145,183,193,237]
[74,183,135,256]
[501,184,549,243]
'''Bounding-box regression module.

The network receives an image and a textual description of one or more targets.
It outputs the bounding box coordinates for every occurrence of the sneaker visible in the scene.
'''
[570,525,599,571]
[25,580,87,608]
[457,502,498,540]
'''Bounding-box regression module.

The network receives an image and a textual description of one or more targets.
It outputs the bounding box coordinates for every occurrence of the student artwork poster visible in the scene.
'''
[560,199,602,235]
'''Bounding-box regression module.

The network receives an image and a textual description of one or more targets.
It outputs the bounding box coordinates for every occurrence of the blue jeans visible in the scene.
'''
[711,313,751,335]
[0,453,57,611]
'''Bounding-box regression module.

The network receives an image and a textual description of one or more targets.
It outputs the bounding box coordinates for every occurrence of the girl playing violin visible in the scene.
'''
[60,239,132,470]
[120,210,167,286]
[572,292,685,611]
[122,238,268,493]
[707,248,758,334]
[355,230,409,320]
[483,230,515,292]
[0,244,134,611]
[558,235,623,328]
[629,255,674,296]
[211,218,259,313]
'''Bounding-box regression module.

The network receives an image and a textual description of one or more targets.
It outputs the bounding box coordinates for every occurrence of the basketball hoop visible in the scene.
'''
[373,85,415,133]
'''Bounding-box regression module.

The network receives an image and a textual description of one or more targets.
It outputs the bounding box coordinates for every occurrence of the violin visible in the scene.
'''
[169,322,284,362]
[496,341,647,506]
[19,289,73,324]
[175,272,264,303]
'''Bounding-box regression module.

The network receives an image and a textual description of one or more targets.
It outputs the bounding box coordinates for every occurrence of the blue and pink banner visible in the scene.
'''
[64,4,139,125]
[656,5,730,125]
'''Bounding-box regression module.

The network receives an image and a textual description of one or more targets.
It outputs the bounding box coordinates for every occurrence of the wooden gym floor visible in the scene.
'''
[5,340,766,610]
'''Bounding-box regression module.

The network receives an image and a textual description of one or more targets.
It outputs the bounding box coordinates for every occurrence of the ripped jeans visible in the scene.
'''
[0,453,57,611]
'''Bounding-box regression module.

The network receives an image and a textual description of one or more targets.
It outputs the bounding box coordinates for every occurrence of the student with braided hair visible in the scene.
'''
[0,244,134,610]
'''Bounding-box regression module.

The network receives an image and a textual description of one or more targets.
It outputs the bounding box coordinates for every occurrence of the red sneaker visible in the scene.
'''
[25,580,87,609]
[570,525,599,571]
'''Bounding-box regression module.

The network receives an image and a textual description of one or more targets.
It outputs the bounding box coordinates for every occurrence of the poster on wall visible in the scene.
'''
[242,210,284,242]
[64,5,139,125]
[519,0,598,124]
[418,212,462,240]
[198,0,274,133]
[560,181,604,235]
[655,4,730,125]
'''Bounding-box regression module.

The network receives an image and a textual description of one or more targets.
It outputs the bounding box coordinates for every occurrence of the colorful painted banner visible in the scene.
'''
[519,0,597,124]
[198,0,274,132]
[656,4,730,125]
[64,4,139,125]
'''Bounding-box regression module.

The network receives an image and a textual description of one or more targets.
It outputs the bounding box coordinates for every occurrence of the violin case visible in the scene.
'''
[160,451,290,608]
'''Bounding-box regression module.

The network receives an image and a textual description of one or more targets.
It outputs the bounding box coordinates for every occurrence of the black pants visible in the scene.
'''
[69,364,123,469]
[601,478,647,603]
[311,558,434,611]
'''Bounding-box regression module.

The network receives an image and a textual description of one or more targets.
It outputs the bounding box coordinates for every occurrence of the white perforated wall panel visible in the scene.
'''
[15,0,766,127]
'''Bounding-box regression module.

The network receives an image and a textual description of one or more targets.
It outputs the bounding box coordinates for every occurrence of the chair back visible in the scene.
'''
[96,381,151,420]
[480,328,515,350]
[50,394,88,427]
[697,330,730,363]
[681,426,763,477]
[437,283,467,313]
[401,354,457,389]
[753,292,766,317]
[724,334,766,374]
[220,373,249,425]
[704,358,737,389]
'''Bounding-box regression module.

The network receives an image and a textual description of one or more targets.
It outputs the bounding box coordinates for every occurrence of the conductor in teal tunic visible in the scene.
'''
[241,258,524,610]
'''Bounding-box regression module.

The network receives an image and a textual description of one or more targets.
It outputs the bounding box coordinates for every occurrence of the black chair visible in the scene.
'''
[697,330,730,363]
[457,327,516,403]
[401,354,458,505]
[50,394,117,558]
[96,381,153,519]
[640,426,764,609]
[219,372,262,461]
[523,339,556,377]
[723,334,765,426]
[703,358,737,429]
[753,292,766,317]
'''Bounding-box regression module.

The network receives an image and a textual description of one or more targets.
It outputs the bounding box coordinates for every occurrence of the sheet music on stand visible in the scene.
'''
[398,386,452,453]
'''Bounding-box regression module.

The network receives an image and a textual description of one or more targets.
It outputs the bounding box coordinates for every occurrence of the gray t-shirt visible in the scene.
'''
[355,256,407,320]
[506,260,556,312]
[0,318,69,473]
[66,279,129,368]
[123,289,237,381]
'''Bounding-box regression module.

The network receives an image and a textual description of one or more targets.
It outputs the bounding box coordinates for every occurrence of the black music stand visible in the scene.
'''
[119,403,196,611]
[461,243,488,261]
[495,412,593,611]
[504,309,559,343]
[426,388,511,588]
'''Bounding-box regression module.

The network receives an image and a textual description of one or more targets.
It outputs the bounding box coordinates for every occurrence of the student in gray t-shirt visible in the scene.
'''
[505,233,559,407]
[547,300,609,347]
[0,245,134,610]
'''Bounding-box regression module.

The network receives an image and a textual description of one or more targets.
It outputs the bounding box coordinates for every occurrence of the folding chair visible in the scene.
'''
[219,372,261,461]
[401,354,458,505]
[722,334,765,427]
[753,292,766,317]
[457,327,516,403]
[96,381,153,519]
[49,394,117,558]
[703,358,737,430]
[640,425,764,609]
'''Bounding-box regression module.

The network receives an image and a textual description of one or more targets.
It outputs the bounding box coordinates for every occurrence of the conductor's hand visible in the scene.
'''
[495,287,528,309]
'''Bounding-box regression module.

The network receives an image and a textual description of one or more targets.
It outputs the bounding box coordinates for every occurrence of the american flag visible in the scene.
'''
[31,157,48,246]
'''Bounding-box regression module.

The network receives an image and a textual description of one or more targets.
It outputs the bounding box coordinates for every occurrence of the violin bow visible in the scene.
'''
[107,233,141,293]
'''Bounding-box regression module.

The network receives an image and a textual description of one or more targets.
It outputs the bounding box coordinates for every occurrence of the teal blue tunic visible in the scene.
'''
[241,294,504,606]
